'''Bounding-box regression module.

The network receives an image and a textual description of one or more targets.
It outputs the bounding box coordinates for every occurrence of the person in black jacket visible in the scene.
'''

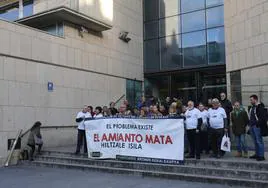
[220,92,233,127]
[248,95,267,161]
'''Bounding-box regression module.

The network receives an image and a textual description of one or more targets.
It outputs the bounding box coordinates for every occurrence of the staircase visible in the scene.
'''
[20,149,268,188]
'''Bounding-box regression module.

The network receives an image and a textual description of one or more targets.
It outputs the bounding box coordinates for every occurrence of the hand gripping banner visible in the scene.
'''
[85,117,184,161]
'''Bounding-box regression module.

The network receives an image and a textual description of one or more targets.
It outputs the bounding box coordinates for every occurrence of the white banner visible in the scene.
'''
[85,118,184,161]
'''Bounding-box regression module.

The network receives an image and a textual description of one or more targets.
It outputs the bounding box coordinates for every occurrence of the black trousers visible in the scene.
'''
[209,128,224,156]
[200,131,209,153]
[76,129,87,153]
[187,129,200,157]
[27,144,42,160]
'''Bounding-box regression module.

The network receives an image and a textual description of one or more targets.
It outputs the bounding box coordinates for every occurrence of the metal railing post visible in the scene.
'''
[4,129,23,167]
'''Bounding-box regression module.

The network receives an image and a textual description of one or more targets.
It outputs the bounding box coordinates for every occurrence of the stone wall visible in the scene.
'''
[33,0,114,26]
[225,0,268,105]
[0,0,143,165]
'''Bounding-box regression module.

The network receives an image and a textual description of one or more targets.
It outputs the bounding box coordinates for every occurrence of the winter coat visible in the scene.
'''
[220,99,233,119]
[231,108,249,136]
[27,126,42,146]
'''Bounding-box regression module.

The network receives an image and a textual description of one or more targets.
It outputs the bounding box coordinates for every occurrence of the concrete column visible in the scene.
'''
[19,0,23,19]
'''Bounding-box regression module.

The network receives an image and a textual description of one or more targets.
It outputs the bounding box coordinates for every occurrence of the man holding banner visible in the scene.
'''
[185,101,202,159]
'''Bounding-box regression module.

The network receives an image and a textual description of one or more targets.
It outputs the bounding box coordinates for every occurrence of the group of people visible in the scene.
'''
[75,93,267,161]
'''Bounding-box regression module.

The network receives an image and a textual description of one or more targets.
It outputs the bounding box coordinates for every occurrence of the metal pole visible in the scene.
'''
[4,129,23,167]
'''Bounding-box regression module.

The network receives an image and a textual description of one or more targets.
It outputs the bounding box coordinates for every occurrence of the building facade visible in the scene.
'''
[225,0,268,105]
[0,0,143,165]
[143,0,226,104]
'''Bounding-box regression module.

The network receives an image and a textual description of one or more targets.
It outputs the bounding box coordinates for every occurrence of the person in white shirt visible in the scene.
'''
[198,103,209,154]
[185,101,202,159]
[75,105,92,155]
[208,98,228,158]
[94,106,103,118]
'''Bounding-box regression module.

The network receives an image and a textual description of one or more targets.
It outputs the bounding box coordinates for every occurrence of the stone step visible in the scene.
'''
[26,160,268,188]
[39,150,268,171]
[34,155,268,181]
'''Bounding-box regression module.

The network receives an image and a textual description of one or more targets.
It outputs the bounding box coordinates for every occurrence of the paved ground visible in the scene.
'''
[0,166,239,188]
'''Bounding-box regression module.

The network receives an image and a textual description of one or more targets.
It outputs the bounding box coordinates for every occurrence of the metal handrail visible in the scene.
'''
[4,129,23,167]
[114,94,125,105]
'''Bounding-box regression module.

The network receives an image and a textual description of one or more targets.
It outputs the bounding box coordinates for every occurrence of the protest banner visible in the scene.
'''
[85,117,184,161]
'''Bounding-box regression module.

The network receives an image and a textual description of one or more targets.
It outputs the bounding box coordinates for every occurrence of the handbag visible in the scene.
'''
[221,133,231,152]
[34,135,43,145]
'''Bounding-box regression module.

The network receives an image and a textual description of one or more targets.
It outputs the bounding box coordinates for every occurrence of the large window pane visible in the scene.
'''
[182,31,206,67]
[144,21,159,40]
[182,10,205,33]
[23,1,33,17]
[230,71,241,103]
[206,0,224,7]
[145,76,169,100]
[181,0,205,13]
[171,73,197,103]
[160,0,180,18]
[144,0,159,21]
[206,6,224,28]
[40,22,64,37]
[144,39,160,72]
[160,35,182,70]
[0,6,19,21]
[126,80,142,108]
[160,15,180,37]
[207,27,225,64]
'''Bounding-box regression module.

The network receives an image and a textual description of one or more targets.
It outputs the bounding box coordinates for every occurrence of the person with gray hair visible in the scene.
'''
[208,98,228,158]
[185,101,202,159]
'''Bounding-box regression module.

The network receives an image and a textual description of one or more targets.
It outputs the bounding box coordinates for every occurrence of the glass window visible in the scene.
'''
[182,31,206,67]
[144,0,159,21]
[145,76,169,100]
[0,5,19,21]
[160,15,180,37]
[144,21,158,40]
[206,0,224,7]
[230,71,241,103]
[207,27,225,64]
[0,0,33,21]
[171,73,197,103]
[160,35,182,70]
[181,0,205,13]
[40,22,64,37]
[182,10,205,33]
[160,0,180,18]
[206,6,224,28]
[23,1,33,17]
[126,79,142,108]
[144,39,160,72]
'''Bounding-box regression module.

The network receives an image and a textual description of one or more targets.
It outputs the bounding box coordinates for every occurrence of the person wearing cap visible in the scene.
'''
[185,101,202,159]
[208,98,228,158]
[75,105,92,155]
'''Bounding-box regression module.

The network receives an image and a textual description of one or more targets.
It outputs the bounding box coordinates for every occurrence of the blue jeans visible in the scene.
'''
[250,126,264,157]
[235,134,248,153]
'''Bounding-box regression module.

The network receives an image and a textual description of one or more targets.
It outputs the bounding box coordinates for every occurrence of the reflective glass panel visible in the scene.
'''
[160,35,182,70]
[23,2,33,17]
[144,39,160,72]
[182,10,205,33]
[181,0,205,13]
[160,0,180,18]
[182,31,206,67]
[144,0,159,21]
[206,0,224,7]
[0,6,19,21]
[144,21,159,40]
[207,27,225,64]
[206,6,224,28]
[160,15,180,37]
